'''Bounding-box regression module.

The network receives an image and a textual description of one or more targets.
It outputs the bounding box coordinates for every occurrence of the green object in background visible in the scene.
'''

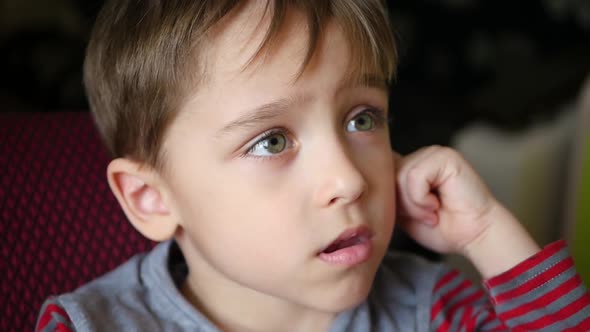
[573,135,590,286]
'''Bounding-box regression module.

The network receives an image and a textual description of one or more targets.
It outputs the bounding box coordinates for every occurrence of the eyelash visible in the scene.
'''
[243,106,387,161]
[242,129,291,161]
[359,107,387,129]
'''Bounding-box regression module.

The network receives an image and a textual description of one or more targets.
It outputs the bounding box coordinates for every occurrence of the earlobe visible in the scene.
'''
[107,158,178,242]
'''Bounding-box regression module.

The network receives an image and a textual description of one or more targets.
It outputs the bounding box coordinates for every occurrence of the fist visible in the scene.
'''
[395,146,498,255]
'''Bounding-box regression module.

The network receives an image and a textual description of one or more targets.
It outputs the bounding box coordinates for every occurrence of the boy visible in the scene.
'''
[37,0,590,331]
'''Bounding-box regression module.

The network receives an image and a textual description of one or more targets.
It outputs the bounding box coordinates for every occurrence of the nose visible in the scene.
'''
[311,137,368,208]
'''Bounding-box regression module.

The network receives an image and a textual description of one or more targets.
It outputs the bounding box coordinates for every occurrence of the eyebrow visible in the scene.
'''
[216,74,388,137]
[215,97,297,138]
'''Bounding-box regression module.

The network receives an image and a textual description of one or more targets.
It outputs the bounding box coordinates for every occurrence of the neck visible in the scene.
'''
[181,281,334,332]
[177,239,336,332]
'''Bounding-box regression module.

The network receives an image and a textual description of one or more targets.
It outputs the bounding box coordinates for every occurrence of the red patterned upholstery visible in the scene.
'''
[0,112,154,331]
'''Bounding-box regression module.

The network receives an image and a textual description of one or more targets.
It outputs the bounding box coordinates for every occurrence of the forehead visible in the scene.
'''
[206,4,315,82]
[202,2,385,89]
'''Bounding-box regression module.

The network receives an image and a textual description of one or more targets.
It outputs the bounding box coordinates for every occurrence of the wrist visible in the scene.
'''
[462,203,541,279]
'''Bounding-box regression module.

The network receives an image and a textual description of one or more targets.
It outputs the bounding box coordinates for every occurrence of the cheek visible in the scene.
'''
[357,141,395,194]
[360,147,396,226]
[174,164,305,260]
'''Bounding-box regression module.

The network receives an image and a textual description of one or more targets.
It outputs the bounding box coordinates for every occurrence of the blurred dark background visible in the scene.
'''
[387,0,590,154]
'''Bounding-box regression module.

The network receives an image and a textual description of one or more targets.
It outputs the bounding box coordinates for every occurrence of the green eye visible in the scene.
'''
[347,113,375,132]
[249,133,287,156]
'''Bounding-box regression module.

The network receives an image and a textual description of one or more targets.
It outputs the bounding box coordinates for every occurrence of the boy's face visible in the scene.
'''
[161,6,395,315]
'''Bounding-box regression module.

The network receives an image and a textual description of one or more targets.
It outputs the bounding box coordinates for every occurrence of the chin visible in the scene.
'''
[324,281,373,313]
[315,267,378,313]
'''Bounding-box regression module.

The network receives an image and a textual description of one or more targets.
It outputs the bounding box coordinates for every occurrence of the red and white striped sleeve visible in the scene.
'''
[430,240,590,331]
[36,297,75,332]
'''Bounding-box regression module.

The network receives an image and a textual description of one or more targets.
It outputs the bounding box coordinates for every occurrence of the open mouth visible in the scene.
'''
[322,232,370,254]
[320,226,373,254]
[318,226,374,266]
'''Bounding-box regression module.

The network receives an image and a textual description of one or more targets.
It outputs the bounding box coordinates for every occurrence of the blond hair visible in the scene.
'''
[84,0,397,171]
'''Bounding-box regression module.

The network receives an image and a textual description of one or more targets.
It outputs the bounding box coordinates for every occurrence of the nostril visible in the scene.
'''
[328,189,364,206]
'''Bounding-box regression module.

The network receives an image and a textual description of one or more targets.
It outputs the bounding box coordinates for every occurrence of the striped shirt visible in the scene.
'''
[36,240,590,331]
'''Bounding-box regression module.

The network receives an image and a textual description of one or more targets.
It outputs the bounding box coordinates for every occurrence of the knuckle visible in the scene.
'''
[432,145,461,159]
[419,145,441,155]
[406,166,422,183]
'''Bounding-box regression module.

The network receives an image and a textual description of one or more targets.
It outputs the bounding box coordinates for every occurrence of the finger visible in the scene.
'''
[395,146,443,195]
[397,146,442,169]
[395,147,443,224]
[406,166,442,211]
[398,217,454,254]
[396,185,439,225]
[399,146,463,208]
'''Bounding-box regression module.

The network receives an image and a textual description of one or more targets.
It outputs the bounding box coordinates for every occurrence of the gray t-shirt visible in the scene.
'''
[46,241,445,331]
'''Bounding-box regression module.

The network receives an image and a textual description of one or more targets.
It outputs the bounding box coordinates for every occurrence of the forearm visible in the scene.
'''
[462,202,541,280]
[431,240,590,331]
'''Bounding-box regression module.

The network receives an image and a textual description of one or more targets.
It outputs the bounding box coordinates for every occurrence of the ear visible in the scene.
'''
[107,158,178,242]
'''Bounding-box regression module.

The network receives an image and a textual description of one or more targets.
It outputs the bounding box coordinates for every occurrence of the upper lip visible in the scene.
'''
[318,225,373,254]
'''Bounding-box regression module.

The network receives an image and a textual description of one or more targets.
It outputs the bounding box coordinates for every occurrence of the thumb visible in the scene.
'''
[394,149,440,225]
[398,215,455,254]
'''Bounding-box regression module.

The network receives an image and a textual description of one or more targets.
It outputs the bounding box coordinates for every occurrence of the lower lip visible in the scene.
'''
[318,240,373,266]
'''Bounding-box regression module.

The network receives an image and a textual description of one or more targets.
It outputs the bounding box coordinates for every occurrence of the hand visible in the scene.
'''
[394,146,497,255]
[394,146,540,278]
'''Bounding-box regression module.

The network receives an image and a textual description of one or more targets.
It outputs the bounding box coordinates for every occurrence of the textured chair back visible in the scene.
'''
[0,112,154,331]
